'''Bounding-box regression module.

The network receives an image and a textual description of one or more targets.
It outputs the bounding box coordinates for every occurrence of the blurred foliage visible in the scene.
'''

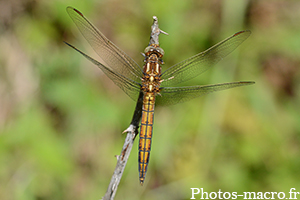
[0,0,300,199]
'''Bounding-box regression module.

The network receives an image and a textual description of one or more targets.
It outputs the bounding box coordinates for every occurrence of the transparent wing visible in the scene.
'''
[160,30,251,87]
[66,6,143,84]
[156,81,254,106]
[65,42,141,100]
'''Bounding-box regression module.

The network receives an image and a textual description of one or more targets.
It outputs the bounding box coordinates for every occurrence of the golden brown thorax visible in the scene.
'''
[141,45,164,94]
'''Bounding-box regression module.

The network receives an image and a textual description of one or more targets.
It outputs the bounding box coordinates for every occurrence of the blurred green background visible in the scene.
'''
[1,0,300,199]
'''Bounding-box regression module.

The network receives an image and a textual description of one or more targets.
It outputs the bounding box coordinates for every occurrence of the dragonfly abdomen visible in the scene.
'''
[138,92,155,185]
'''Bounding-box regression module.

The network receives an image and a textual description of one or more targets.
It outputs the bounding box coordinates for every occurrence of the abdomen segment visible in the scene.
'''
[139,93,155,185]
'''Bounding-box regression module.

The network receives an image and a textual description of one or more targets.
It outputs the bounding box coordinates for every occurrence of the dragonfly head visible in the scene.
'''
[144,45,165,57]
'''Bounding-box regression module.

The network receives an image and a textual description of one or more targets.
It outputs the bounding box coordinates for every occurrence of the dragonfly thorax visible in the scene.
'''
[141,73,161,93]
[141,50,162,94]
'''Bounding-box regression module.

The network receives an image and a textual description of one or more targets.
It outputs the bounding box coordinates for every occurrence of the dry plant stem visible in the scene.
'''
[102,92,143,200]
[102,125,138,200]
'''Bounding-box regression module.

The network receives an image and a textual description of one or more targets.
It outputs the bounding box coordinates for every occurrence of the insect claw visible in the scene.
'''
[141,52,147,62]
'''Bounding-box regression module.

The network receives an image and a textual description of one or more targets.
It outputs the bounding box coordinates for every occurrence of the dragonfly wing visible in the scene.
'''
[156,81,254,106]
[65,42,141,100]
[66,6,143,84]
[160,30,251,87]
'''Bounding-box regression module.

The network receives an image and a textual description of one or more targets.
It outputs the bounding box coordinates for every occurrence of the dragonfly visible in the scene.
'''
[65,6,254,185]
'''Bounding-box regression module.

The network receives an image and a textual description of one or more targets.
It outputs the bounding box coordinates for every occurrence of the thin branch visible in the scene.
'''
[102,92,143,200]
[149,16,168,46]
[102,125,138,200]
